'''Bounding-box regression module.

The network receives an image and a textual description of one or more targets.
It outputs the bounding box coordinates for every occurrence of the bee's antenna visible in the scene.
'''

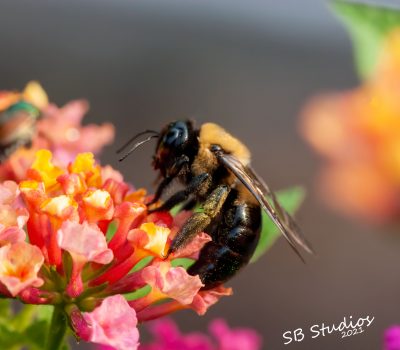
[119,134,159,162]
[116,130,159,154]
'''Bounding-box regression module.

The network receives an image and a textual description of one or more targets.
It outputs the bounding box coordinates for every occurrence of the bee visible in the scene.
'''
[118,120,314,289]
[0,81,48,162]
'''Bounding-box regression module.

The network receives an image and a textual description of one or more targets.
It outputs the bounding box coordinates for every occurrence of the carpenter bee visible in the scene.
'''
[118,121,314,289]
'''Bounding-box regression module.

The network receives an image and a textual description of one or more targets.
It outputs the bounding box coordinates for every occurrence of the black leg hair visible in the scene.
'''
[149,173,210,213]
[148,155,190,205]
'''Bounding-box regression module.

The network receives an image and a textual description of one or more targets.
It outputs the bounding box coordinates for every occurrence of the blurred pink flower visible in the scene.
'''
[38,100,114,165]
[384,326,400,350]
[137,318,262,350]
[0,82,114,182]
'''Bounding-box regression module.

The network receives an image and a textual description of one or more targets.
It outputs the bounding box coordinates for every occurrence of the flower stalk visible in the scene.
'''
[45,306,68,350]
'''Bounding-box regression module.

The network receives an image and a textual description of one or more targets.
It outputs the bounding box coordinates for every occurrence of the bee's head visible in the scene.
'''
[153,120,198,176]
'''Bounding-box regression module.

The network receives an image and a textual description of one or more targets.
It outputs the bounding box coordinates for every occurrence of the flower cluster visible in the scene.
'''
[0,150,231,350]
[300,29,400,223]
[0,81,114,182]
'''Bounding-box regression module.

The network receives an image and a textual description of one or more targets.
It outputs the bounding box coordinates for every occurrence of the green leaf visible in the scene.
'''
[25,320,49,349]
[131,256,154,273]
[106,220,118,241]
[124,284,151,301]
[0,299,11,319]
[0,323,24,348]
[171,258,195,269]
[35,304,54,323]
[332,0,400,79]
[251,186,306,263]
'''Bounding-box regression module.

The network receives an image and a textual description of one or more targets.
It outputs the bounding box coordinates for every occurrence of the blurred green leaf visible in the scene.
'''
[251,186,305,263]
[332,0,400,79]
[0,323,23,348]
[35,305,53,323]
[0,299,11,319]
[25,320,49,349]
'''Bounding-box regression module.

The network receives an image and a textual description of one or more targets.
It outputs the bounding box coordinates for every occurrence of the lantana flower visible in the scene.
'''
[0,82,114,182]
[300,28,400,223]
[0,150,232,350]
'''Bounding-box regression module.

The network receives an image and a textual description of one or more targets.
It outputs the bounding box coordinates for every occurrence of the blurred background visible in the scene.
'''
[1,0,399,349]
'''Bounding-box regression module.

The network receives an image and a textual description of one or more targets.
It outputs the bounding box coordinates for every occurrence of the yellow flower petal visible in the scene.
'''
[22,81,48,110]
[140,222,170,258]
[31,150,64,189]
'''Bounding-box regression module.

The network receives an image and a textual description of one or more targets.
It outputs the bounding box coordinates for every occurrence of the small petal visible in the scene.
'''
[57,220,113,264]
[82,295,140,350]
[68,152,101,187]
[191,286,233,316]
[41,195,78,220]
[172,232,212,259]
[0,242,44,296]
[82,189,114,222]
[0,205,29,229]
[0,181,20,205]
[29,150,64,189]
[142,261,203,304]
[0,227,26,246]
[139,222,170,258]
[57,173,87,196]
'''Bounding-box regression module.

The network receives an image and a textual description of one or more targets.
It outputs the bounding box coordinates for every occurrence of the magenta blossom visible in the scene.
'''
[384,326,400,350]
[136,318,262,350]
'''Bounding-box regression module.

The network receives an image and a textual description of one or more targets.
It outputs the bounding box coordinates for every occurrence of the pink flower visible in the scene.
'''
[209,319,261,350]
[138,318,262,350]
[57,220,113,297]
[384,326,400,350]
[0,82,114,182]
[0,181,28,245]
[191,286,233,316]
[38,100,114,165]
[140,261,204,304]
[0,241,44,296]
[80,295,140,350]
[0,150,233,349]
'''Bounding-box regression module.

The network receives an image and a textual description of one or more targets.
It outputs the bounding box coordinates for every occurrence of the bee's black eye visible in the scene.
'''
[162,121,189,148]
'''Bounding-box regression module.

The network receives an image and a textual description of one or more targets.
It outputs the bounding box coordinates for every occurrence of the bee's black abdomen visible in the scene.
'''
[187,243,243,290]
[188,190,261,289]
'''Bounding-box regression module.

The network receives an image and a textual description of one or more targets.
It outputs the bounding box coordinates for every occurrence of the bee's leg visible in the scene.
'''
[149,173,210,213]
[148,155,189,205]
[167,184,230,256]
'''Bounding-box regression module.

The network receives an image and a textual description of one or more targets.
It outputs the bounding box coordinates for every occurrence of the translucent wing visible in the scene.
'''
[213,149,315,261]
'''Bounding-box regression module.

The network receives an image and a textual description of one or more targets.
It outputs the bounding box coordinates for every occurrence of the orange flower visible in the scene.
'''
[301,28,400,223]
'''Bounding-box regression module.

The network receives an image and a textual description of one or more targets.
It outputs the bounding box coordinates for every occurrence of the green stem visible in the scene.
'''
[45,306,67,350]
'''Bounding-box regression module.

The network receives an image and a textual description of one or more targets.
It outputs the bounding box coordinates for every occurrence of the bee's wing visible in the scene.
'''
[213,150,314,260]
